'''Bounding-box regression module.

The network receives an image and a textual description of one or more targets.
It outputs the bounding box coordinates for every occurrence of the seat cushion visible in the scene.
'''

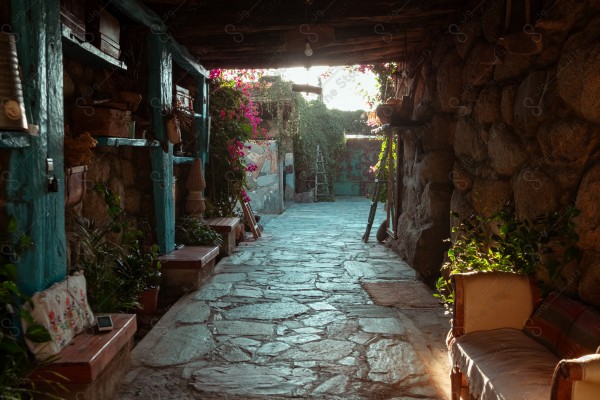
[450,328,559,400]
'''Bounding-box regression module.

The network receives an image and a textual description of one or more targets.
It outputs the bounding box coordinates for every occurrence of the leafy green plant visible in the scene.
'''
[0,217,61,399]
[290,98,347,197]
[435,205,581,306]
[175,217,223,247]
[369,135,396,203]
[68,184,161,313]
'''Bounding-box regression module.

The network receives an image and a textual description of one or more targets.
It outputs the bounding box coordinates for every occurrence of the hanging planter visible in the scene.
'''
[65,165,88,207]
[165,114,182,144]
[164,105,193,145]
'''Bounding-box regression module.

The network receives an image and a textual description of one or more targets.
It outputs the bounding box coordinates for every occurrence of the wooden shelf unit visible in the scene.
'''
[61,25,127,70]
[93,137,159,147]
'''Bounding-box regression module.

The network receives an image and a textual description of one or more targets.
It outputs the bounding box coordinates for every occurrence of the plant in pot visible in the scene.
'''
[163,105,193,145]
[63,131,97,207]
[124,244,162,315]
[68,184,159,313]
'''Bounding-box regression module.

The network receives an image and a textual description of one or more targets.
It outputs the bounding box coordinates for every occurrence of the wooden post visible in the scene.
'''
[196,75,210,166]
[9,0,66,294]
[147,33,175,254]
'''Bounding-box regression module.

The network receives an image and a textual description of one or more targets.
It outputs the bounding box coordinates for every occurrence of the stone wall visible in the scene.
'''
[392,0,600,302]
[78,146,159,231]
[333,137,382,196]
[245,140,283,213]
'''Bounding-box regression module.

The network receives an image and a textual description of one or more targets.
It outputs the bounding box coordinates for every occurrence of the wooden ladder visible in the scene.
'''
[314,144,330,202]
[240,195,261,239]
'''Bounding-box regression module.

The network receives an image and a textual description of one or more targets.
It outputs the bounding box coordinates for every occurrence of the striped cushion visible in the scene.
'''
[559,307,600,359]
[523,292,587,355]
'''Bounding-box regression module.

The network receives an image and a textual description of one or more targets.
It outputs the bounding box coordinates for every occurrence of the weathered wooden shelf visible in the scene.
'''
[0,131,32,148]
[370,121,426,135]
[94,137,159,147]
[61,25,127,71]
[173,156,195,164]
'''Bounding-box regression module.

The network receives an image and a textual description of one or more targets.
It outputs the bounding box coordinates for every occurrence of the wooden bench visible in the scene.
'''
[205,217,241,255]
[34,314,137,400]
[158,245,220,299]
[21,272,136,400]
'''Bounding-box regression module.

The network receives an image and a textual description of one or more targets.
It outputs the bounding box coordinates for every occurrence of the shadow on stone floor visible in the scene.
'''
[117,197,450,400]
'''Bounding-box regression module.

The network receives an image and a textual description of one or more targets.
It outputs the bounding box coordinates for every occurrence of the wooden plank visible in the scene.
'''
[94,137,160,147]
[240,197,261,239]
[205,217,240,233]
[110,0,208,77]
[159,246,219,269]
[61,25,127,70]
[35,314,136,383]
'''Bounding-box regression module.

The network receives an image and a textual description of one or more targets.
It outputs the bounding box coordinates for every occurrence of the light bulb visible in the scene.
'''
[304,41,313,57]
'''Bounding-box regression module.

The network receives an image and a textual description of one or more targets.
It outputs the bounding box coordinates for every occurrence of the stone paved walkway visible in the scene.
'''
[117,198,450,400]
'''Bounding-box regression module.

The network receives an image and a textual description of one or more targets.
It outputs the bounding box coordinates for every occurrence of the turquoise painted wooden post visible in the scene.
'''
[147,33,175,254]
[196,76,210,165]
[9,0,66,294]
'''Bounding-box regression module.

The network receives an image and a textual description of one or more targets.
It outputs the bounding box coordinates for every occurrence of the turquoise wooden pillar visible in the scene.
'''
[147,34,175,254]
[196,76,210,165]
[9,0,66,295]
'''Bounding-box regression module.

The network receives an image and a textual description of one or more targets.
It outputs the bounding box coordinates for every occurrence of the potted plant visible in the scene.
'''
[64,131,97,207]
[67,184,159,313]
[126,244,162,315]
[163,105,192,145]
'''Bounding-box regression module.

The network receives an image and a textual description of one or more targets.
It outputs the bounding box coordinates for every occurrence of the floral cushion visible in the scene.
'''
[21,272,95,360]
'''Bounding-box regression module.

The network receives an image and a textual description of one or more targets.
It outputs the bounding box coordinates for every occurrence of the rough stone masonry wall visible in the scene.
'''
[392,0,600,306]
[79,147,157,233]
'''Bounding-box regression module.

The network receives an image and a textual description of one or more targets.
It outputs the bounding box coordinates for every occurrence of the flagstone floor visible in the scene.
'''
[116,197,450,400]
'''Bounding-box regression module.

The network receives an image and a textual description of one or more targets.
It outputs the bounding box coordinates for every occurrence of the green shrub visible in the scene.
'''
[435,205,581,307]
[175,217,223,247]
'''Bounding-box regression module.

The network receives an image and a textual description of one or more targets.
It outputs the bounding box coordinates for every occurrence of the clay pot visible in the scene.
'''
[165,115,181,144]
[138,286,160,315]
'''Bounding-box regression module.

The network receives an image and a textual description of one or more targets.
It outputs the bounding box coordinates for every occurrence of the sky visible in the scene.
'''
[277,66,378,112]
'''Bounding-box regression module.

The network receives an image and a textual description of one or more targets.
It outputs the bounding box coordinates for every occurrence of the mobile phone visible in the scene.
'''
[96,315,114,332]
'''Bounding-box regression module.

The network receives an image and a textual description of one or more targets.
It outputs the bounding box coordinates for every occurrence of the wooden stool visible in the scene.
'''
[159,246,219,298]
[205,217,241,255]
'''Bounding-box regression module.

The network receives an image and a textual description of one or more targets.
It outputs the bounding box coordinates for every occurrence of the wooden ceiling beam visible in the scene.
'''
[140,0,465,69]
